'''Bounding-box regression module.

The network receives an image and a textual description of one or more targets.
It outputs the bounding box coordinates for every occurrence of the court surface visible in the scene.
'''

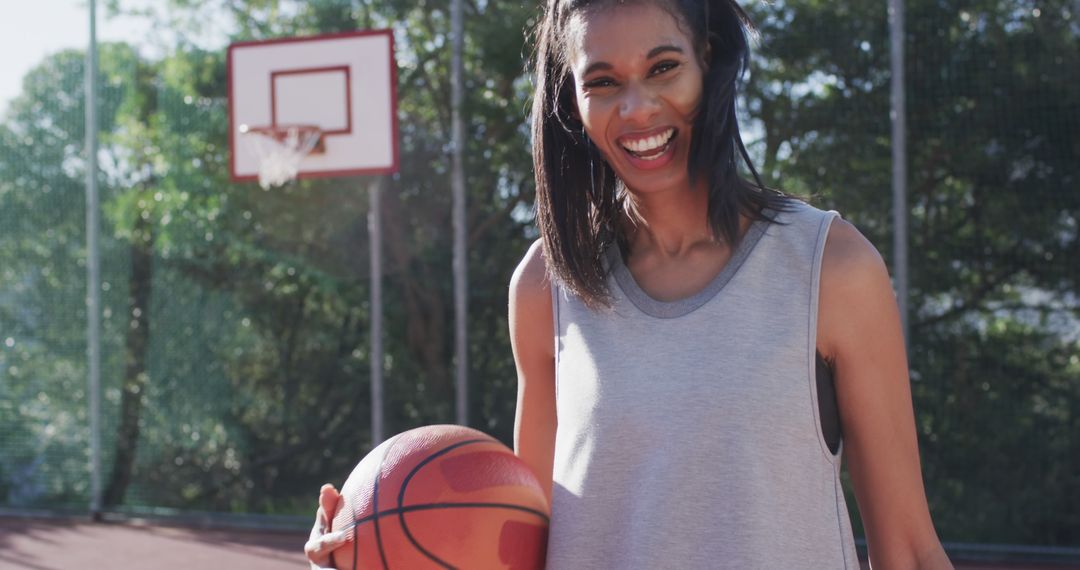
[0,516,1076,570]
[0,516,307,570]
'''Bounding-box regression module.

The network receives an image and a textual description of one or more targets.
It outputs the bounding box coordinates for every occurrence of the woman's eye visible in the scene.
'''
[651,61,679,75]
[583,78,615,89]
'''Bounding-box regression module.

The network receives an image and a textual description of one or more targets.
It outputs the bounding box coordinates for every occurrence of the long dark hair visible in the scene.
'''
[531,0,793,308]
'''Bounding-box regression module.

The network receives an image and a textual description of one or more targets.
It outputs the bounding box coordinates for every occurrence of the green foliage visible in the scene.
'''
[914,318,1080,544]
[746,0,1079,544]
[0,44,148,507]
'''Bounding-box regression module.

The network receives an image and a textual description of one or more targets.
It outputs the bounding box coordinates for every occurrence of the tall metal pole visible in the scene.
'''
[889,0,909,347]
[85,0,103,518]
[450,0,468,426]
[369,178,384,445]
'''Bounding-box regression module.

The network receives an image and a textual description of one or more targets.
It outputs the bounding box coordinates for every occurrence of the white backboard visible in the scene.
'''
[228,30,399,181]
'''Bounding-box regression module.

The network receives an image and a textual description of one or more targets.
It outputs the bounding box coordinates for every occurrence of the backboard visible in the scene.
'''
[227,30,399,183]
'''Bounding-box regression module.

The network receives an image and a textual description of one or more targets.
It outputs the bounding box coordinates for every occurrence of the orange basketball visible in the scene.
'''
[330,424,549,570]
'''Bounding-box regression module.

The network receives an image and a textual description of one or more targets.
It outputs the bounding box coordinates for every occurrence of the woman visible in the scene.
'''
[308,0,952,567]
[514,0,951,567]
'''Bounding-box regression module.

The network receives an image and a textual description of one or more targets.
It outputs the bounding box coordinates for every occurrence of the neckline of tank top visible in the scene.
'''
[609,209,773,319]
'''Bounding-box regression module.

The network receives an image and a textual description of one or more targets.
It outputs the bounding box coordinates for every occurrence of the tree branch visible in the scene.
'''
[913,266,1023,330]
[468,196,524,247]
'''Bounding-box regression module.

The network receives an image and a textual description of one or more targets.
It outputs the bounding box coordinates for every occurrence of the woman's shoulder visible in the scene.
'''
[753,196,843,253]
[510,239,552,313]
[511,239,548,289]
[823,218,883,272]
[509,239,555,358]
[769,195,838,225]
[817,216,894,357]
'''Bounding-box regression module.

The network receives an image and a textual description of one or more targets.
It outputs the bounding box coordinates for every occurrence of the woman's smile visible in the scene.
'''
[617,126,679,169]
[568,3,704,192]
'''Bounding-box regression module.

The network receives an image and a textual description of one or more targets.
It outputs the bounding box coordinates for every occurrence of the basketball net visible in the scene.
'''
[239,125,323,189]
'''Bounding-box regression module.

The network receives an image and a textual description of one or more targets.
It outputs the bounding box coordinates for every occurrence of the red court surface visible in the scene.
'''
[1,516,1077,570]
[0,517,307,570]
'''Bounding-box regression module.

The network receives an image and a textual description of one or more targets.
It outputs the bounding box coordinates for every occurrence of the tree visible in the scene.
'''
[0,44,146,507]
[64,0,541,511]
[744,0,1079,543]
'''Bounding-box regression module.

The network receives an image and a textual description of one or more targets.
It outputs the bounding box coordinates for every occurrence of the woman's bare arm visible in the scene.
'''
[818,219,952,569]
[509,239,557,505]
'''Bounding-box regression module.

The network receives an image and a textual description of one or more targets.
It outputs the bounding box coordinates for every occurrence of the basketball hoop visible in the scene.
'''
[239,124,324,189]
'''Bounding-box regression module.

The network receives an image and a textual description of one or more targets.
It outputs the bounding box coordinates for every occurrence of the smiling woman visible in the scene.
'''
[571,14,699,183]
[508,0,954,568]
[304,1,956,568]
[530,0,793,310]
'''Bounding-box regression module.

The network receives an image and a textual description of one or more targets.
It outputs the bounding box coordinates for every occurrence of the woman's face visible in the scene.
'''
[568,2,704,195]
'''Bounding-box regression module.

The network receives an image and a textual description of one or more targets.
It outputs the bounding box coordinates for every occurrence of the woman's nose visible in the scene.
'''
[619,83,660,124]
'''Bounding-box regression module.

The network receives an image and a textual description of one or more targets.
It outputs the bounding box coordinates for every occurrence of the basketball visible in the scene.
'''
[329,424,550,570]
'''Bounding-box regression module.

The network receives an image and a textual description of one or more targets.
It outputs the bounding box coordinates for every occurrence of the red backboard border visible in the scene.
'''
[270,65,353,136]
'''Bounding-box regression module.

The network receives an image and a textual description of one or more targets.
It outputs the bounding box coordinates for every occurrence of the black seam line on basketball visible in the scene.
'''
[397,438,492,570]
[351,486,360,570]
[372,463,389,570]
[344,501,552,530]
[371,436,407,570]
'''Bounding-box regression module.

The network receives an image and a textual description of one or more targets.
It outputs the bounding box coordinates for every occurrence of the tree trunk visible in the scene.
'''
[103,212,154,507]
[382,188,453,403]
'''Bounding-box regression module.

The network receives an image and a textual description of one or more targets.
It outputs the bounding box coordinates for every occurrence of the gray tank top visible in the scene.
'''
[546,201,858,569]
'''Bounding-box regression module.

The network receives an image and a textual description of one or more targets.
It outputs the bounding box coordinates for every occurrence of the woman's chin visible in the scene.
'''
[613,155,692,195]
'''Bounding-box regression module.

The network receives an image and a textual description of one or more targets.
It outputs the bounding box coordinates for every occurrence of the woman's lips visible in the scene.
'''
[618,128,678,171]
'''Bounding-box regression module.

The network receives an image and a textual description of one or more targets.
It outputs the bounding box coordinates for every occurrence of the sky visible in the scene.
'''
[0,2,153,117]
[0,1,229,119]
[1,2,89,117]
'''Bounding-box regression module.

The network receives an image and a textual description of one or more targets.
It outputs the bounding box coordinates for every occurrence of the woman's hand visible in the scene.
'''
[304,483,348,570]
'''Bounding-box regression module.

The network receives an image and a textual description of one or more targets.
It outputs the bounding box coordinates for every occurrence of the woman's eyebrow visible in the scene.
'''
[581,44,685,76]
[647,44,684,59]
[582,61,613,76]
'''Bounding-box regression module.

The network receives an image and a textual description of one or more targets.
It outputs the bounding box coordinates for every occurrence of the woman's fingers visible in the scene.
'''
[306,483,345,569]
[309,484,341,538]
[309,506,328,541]
[305,528,349,568]
[320,483,342,521]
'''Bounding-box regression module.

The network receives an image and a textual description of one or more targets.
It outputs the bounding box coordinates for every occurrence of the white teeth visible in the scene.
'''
[622,128,675,153]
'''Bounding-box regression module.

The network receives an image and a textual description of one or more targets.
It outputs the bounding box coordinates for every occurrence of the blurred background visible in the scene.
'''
[0,0,1076,562]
